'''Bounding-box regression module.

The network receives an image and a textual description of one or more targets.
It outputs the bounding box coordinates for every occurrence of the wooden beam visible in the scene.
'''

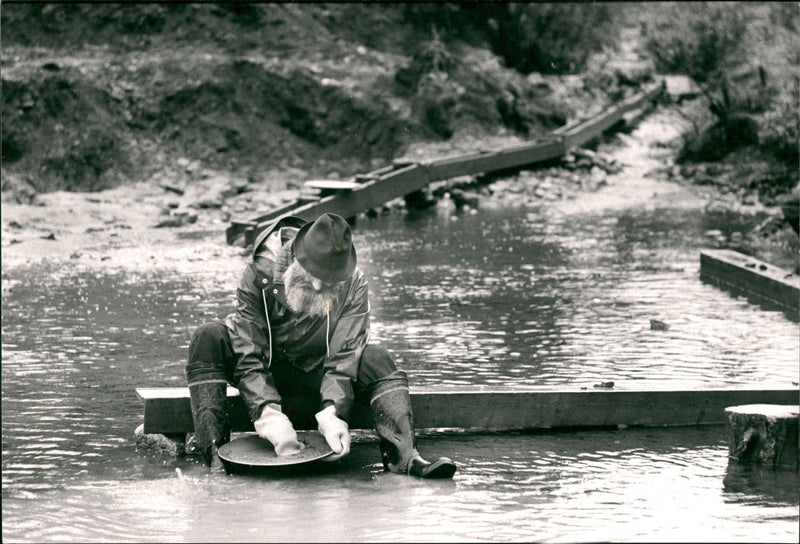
[245,164,430,244]
[555,81,665,150]
[700,249,800,313]
[137,386,798,434]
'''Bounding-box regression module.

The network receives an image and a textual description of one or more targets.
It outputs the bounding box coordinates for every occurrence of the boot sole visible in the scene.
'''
[419,458,457,479]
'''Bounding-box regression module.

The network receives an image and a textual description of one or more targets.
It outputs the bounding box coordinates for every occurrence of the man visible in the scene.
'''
[185,212,457,478]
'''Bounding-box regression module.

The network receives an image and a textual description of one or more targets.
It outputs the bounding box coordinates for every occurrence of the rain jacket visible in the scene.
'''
[224,216,370,422]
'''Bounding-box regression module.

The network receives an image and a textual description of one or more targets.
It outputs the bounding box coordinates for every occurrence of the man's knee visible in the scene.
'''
[186,321,232,384]
[357,344,398,385]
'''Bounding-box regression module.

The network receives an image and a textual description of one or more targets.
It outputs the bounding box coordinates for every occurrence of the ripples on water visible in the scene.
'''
[2,199,798,542]
[358,207,798,389]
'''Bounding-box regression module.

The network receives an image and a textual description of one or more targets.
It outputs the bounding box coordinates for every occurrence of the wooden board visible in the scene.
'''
[137,386,798,434]
[243,164,430,246]
[303,180,361,191]
[700,249,799,313]
[555,81,665,150]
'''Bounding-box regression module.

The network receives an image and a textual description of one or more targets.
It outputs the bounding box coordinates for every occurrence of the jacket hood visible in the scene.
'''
[251,215,307,260]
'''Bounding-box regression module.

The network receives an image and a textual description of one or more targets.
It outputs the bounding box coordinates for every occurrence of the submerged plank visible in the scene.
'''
[137,386,797,434]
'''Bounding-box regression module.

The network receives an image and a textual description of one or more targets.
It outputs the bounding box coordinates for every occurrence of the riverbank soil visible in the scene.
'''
[1,4,797,272]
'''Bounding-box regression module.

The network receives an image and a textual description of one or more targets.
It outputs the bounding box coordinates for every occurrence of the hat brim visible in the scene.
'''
[293,220,357,283]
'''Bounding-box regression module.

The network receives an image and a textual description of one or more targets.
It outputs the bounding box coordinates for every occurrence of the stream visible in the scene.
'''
[2,109,798,542]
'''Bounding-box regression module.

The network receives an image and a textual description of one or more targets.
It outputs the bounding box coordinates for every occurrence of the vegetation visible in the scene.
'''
[402,3,619,74]
[644,2,798,194]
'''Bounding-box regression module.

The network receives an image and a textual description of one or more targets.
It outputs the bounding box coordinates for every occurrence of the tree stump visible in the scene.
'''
[725,404,799,469]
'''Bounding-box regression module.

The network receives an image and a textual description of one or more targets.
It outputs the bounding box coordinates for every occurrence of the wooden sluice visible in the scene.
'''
[137,386,797,435]
[700,249,800,315]
[226,81,666,247]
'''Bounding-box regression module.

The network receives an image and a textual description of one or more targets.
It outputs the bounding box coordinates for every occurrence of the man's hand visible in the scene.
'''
[254,404,305,456]
[315,404,350,462]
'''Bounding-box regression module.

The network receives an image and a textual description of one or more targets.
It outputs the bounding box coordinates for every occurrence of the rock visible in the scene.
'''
[573,148,596,161]
[134,424,186,457]
[1,172,38,205]
[589,166,607,185]
[695,175,717,186]
[41,232,56,240]
[160,182,185,195]
[154,212,197,228]
[193,197,223,209]
[219,178,250,199]
[742,193,758,206]
[650,319,670,331]
[526,72,550,89]
[450,188,480,209]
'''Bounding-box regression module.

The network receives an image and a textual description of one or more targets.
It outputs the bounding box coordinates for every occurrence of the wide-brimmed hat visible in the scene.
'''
[293,213,356,283]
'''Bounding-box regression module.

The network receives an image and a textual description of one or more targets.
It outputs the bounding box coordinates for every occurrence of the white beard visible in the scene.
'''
[283,260,342,316]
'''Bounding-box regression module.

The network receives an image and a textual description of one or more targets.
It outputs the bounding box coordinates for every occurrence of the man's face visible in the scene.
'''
[283,259,345,316]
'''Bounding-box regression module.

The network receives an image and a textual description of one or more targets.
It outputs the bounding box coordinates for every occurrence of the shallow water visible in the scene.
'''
[3,122,799,541]
[356,206,798,389]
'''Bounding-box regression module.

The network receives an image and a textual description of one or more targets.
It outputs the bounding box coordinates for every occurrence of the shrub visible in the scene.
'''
[759,100,800,167]
[403,3,617,75]
[645,2,749,83]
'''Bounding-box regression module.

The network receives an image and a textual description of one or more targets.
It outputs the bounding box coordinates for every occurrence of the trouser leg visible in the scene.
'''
[360,346,457,479]
[270,362,324,431]
[185,321,234,466]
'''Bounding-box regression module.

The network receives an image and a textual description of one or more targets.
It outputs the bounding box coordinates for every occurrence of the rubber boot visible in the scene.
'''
[188,381,231,471]
[370,372,456,479]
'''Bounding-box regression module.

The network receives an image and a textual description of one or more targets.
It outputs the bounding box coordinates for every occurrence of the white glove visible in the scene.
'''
[315,404,351,462]
[254,404,304,456]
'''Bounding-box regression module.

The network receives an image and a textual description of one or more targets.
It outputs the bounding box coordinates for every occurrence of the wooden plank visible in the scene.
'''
[226,201,302,245]
[556,82,665,150]
[137,386,798,434]
[493,138,564,168]
[245,165,430,243]
[425,150,504,180]
[700,249,800,312]
[425,138,565,181]
[303,180,361,191]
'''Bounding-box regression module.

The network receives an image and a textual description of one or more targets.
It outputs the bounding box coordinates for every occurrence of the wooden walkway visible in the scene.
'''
[226,81,666,247]
[136,385,797,434]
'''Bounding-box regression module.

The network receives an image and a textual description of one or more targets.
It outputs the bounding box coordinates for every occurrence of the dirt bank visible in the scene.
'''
[3,102,795,279]
[2,4,796,274]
